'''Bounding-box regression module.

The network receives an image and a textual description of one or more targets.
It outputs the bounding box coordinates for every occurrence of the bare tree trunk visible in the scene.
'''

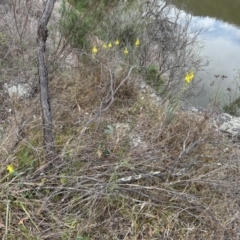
[37,0,56,160]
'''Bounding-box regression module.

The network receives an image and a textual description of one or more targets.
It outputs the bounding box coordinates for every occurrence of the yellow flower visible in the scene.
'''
[123,47,128,55]
[184,70,194,84]
[135,38,140,46]
[92,46,98,54]
[7,165,14,174]
[108,42,112,48]
[115,39,120,45]
[103,43,107,49]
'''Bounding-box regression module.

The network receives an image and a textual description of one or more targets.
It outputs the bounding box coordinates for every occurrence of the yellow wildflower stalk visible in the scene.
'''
[103,43,107,49]
[7,165,15,174]
[123,47,128,55]
[184,70,194,84]
[135,38,140,46]
[108,42,112,48]
[92,46,98,54]
[115,39,120,45]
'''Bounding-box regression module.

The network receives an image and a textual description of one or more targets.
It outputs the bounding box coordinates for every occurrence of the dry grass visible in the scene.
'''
[0,1,239,239]
[0,66,239,239]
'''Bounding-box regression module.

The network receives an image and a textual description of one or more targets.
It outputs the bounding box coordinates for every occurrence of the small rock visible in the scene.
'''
[4,83,31,99]
[211,113,240,138]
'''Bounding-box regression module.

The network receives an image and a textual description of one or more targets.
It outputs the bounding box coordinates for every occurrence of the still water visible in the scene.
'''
[172,0,240,108]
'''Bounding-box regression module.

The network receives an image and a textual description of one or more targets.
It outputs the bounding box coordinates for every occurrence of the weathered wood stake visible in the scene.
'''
[37,0,56,160]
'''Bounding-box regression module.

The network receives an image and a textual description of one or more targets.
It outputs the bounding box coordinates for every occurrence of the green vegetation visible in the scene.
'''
[59,0,120,48]
[145,64,165,94]
[58,0,204,99]
[223,96,240,116]
[222,70,240,116]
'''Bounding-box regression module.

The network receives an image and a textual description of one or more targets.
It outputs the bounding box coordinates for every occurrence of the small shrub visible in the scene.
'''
[145,64,165,94]
[223,96,240,116]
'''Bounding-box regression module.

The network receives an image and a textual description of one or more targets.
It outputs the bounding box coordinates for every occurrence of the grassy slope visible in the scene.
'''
[0,1,239,240]
[0,66,239,239]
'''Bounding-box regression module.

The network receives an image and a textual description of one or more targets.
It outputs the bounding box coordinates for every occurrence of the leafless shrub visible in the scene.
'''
[0,0,44,111]
[100,0,207,101]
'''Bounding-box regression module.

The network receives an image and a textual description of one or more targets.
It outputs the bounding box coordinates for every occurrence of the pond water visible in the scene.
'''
[172,0,240,109]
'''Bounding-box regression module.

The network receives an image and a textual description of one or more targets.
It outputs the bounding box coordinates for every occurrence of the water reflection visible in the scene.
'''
[190,16,240,108]
[170,0,240,108]
[172,0,240,27]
